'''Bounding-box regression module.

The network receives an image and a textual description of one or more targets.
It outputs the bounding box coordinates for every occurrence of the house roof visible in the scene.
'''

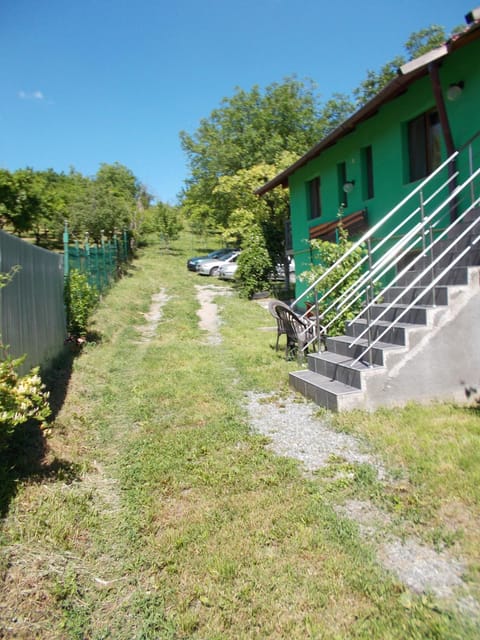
[256,10,480,196]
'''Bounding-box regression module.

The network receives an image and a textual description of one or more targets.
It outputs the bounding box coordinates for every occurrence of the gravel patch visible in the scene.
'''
[378,538,465,599]
[246,390,479,615]
[135,288,170,341]
[195,283,232,345]
[246,391,386,478]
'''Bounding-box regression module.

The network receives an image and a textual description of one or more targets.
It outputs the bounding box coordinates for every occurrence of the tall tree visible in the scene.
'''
[68,163,144,242]
[180,77,328,229]
[0,168,42,234]
[354,25,456,106]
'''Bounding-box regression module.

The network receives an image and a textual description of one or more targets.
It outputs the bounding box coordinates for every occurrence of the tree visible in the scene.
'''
[150,202,183,248]
[212,152,296,259]
[0,168,42,234]
[354,25,456,106]
[180,77,328,229]
[68,163,143,242]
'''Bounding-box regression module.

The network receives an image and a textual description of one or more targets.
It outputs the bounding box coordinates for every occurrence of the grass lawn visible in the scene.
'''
[1,234,479,639]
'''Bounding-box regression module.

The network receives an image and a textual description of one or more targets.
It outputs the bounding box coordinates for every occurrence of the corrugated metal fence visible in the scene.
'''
[0,230,66,373]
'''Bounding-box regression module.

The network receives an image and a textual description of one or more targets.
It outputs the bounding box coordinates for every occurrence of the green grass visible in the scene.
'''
[1,234,479,638]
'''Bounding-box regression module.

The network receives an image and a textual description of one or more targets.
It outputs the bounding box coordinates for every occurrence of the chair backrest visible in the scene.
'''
[267,299,291,319]
[274,305,309,341]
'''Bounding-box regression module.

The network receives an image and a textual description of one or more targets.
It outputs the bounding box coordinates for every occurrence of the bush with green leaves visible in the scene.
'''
[0,350,51,437]
[300,220,366,337]
[236,226,273,299]
[64,269,99,338]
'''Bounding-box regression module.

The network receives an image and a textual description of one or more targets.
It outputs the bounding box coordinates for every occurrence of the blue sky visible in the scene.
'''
[0,0,467,204]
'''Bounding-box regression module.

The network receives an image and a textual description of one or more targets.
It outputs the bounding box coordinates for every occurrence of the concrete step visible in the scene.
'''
[364,303,430,326]
[395,265,469,287]
[325,334,405,366]
[393,243,480,280]
[289,369,363,412]
[380,286,448,306]
[306,350,382,389]
[346,317,409,346]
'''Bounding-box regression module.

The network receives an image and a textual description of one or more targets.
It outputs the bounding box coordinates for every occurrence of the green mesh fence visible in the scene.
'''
[63,226,132,293]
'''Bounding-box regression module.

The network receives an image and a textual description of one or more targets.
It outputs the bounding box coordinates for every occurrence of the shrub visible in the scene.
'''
[64,269,99,338]
[0,349,51,438]
[236,226,273,299]
[300,219,366,337]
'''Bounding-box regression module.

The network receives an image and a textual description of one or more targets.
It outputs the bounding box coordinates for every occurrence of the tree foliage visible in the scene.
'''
[236,225,273,299]
[64,269,99,338]
[0,163,159,247]
[150,202,183,248]
[180,77,327,229]
[354,24,457,106]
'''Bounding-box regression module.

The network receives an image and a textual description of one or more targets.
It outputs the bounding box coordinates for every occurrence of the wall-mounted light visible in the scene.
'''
[343,180,355,194]
[447,81,464,101]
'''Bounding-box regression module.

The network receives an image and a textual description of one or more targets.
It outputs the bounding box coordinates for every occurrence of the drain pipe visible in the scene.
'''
[428,61,458,221]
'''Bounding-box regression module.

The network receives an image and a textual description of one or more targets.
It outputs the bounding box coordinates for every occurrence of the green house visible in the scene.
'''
[258,9,480,302]
[258,9,480,411]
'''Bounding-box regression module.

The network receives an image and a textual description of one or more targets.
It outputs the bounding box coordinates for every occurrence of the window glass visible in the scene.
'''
[308,177,321,219]
[408,110,441,182]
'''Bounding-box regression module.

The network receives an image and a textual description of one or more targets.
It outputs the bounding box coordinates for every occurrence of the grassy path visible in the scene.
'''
[1,240,479,639]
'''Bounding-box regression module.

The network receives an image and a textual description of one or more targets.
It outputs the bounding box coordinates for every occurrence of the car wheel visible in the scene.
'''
[210,266,220,276]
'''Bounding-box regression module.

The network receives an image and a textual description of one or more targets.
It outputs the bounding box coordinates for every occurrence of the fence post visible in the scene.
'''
[101,230,107,289]
[63,221,69,277]
[123,229,129,261]
[84,233,91,286]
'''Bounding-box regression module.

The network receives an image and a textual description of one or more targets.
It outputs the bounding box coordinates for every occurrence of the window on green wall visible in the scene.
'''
[337,162,348,207]
[407,110,441,182]
[308,177,321,219]
[361,145,374,200]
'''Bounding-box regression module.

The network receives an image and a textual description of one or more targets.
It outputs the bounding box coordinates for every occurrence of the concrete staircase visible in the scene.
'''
[290,209,480,411]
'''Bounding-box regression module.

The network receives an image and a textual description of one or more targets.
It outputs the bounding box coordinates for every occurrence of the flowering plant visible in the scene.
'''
[0,266,51,437]
[0,349,51,433]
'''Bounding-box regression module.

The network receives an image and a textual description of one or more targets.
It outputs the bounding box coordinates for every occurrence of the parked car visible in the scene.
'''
[218,261,239,280]
[272,258,296,280]
[198,251,241,276]
[187,248,237,272]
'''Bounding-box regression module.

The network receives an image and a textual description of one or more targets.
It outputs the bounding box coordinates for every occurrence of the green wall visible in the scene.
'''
[289,37,480,298]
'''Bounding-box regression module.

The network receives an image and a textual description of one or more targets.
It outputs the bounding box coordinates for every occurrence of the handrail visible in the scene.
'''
[292,150,459,310]
[293,128,480,363]
[348,171,480,345]
[350,194,480,359]
[352,217,480,365]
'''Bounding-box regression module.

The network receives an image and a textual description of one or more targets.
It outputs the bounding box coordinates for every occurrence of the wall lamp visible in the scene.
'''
[342,180,355,194]
[447,81,464,101]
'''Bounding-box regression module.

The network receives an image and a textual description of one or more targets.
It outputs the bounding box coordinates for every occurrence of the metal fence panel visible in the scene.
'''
[0,231,66,373]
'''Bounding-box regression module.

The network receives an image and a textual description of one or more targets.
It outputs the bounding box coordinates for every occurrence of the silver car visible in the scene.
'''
[197,251,241,276]
[218,261,239,280]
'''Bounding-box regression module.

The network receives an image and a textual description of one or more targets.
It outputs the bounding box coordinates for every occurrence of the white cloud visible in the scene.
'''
[18,90,45,100]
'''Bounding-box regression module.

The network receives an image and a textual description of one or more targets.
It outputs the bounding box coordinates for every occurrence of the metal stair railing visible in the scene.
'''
[294,131,480,359]
[348,172,480,339]
[350,192,480,366]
